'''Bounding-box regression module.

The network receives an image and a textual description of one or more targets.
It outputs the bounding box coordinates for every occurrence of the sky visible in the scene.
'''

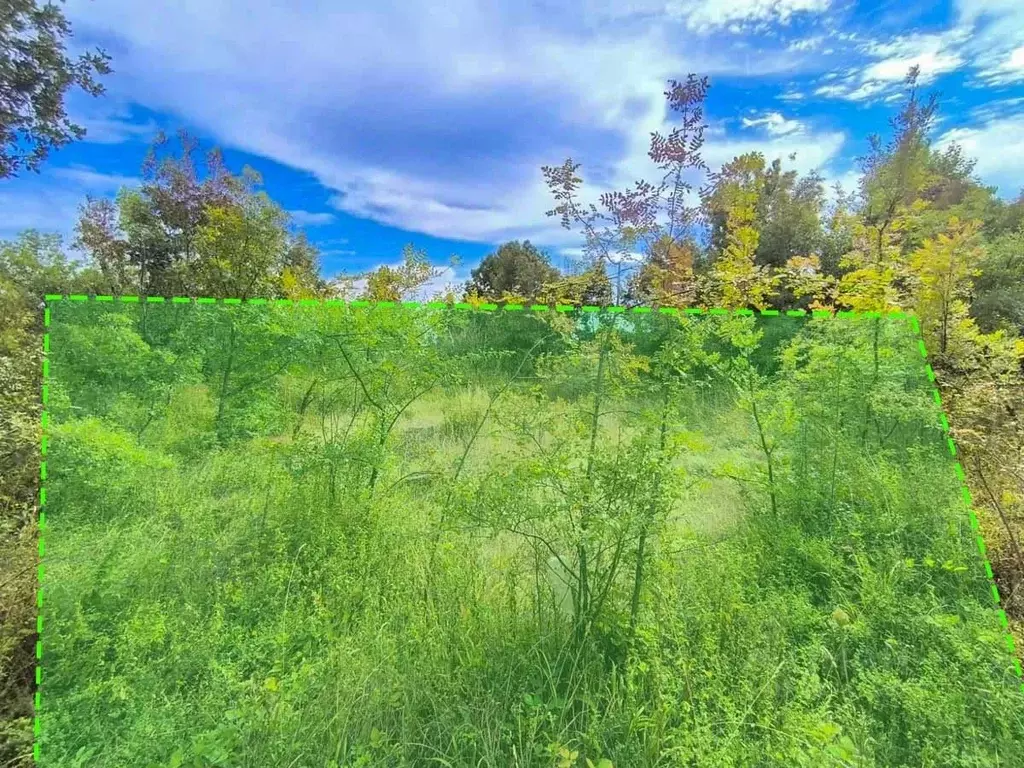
[1,0,1022,291]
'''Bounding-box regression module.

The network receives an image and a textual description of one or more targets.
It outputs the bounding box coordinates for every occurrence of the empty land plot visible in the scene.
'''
[41,300,1024,767]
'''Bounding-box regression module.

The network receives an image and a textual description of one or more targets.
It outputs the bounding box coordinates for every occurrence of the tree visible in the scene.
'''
[757,161,826,269]
[279,234,328,299]
[910,216,985,357]
[836,67,941,315]
[700,152,825,272]
[971,228,1024,333]
[835,203,921,313]
[701,152,767,258]
[465,240,560,303]
[73,130,322,299]
[363,244,441,302]
[626,235,699,308]
[0,0,112,177]
[859,66,937,256]
[542,75,709,305]
[73,197,133,292]
[820,184,859,277]
[138,130,248,271]
[192,194,290,300]
[705,156,778,309]
[537,264,613,306]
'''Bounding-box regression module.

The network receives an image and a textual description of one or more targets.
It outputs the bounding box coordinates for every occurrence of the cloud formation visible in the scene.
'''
[58,0,844,248]
[937,114,1024,198]
[741,111,805,136]
[5,0,1012,256]
[288,209,336,227]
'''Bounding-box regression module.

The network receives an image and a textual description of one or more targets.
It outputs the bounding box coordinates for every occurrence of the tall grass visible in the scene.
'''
[40,306,1024,767]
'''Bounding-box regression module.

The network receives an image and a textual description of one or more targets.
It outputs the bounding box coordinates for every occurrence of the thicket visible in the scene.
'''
[33,300,1024,767]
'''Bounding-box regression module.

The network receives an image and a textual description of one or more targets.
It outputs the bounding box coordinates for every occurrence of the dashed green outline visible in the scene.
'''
[34,296,1022,763]
[41,294,906,319]
[37,305,49,763]
[912,315,1024,692]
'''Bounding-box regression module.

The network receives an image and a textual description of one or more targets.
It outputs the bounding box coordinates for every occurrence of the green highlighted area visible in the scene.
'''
[42,301,1023,767]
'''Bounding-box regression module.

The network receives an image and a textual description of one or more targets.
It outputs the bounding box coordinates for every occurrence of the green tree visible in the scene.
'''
[73,131,248,296]
[701,152,825,271]
[626,235,699,308]
[705,157,778,309]
[73,130,322,299]
[971,227,1024,333]
[0,0,111,177]
[858,66,937,266]
[192,194,290,300]
[363,244,441,302]
[279,234,328,299]
[466,240,560,302]
[538,263,613,306]
[757,160,826,269]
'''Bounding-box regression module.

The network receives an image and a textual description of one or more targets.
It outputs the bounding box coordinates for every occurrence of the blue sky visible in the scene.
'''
[1,0,1022,291]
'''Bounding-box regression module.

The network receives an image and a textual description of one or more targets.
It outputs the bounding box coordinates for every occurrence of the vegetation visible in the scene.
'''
[39,300,1024,766]
[0,55,1023,766]
[465,240,561,304]
[0,0,111,178]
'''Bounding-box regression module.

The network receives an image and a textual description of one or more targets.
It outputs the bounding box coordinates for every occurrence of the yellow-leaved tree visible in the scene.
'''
[835,201,927,313]
[909,215,984,357]
[708,161,778,309]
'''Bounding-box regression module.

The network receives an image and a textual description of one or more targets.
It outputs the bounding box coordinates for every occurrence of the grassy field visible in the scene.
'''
[41,301,1024,767]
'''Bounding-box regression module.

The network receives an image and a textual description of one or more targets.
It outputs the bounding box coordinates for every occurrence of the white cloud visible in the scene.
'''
[668,0,833,34]
[741,111,805,136]
[64,97,161,145]
[940,1,1023,85]
[53,0,833,250]
[968,96,1024,124]
[820,168,862,204]
[568,0,833,34]
[702,128,846,178]
[814,29,970,103]
[0,166,139,242]
[76,114,159,145]
[813,84,849,98]
[52,166,141,190]
[974,43,1024,85]
[842,81,890,102]
[0,187,84,243]
[861,50,963,82]
[786,35,826,52]
[288,209,336,226]
[936,115,1024,199]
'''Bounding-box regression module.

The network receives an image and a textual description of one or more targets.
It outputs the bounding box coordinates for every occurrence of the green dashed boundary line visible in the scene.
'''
[37,305,49,763]
[41,293,906,320]
[912,314,1024,693]
[35,297,1021,763]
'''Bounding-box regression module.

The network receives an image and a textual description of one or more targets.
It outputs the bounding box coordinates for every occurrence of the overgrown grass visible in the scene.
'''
[39,305,1024,767]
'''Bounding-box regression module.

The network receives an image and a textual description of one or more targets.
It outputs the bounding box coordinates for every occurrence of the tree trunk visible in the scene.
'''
[576,326,609,646]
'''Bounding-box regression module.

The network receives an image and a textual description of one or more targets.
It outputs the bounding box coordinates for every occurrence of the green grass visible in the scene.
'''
[39,304,1024,767]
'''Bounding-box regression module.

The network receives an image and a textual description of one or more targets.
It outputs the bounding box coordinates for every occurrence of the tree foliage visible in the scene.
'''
[0,0,111,177]
[73,131,325,299]
[466,240,561,303]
